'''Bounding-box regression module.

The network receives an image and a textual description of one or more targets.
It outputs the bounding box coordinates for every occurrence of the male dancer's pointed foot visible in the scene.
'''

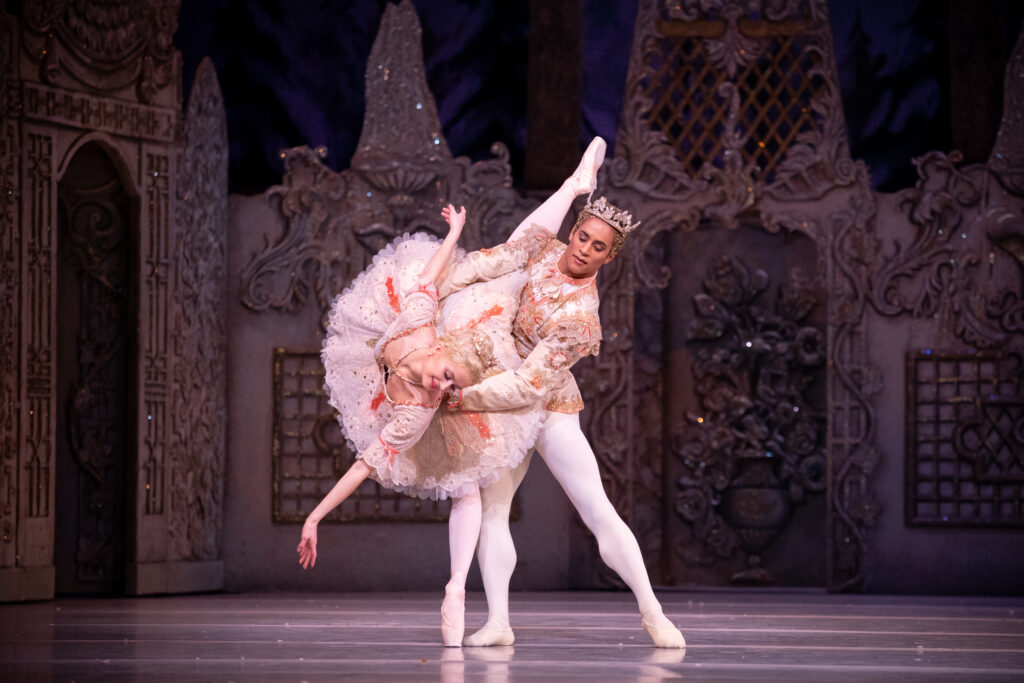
[463,618,515,647]
[441,587,466,647]
[641,610,686,648]
[566,136,607,197]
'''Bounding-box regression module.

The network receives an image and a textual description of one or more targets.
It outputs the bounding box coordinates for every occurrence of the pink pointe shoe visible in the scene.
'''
[642,609,686,648]
[441,587,466,647]
[566,136,607,197]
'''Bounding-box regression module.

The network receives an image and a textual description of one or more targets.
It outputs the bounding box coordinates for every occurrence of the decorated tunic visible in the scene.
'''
[456,229,602,414]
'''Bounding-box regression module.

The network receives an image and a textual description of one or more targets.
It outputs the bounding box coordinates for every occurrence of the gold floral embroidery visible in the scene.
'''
[380,321,432,352]
[546,350,571,370]
[546,394,584,413]
[392,398,442,408]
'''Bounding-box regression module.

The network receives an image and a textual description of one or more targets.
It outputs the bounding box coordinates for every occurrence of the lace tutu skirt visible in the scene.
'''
[322,233,543,500]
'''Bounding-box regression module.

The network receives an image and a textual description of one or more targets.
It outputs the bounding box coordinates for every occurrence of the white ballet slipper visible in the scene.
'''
[565,136,607,196]
[441,588,466,647]
[641,609,686,649]
[462,618,515,647]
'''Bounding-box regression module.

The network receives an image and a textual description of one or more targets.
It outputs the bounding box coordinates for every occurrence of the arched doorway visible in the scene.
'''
[55,142,137,595]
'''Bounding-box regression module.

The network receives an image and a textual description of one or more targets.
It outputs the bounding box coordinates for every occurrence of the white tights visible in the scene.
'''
[448,176,578,595]
[447,487,481,593]
[509,182,577,241]
[477,411,664,624]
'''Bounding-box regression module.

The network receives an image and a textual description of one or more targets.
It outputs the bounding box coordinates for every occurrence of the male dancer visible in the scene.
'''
[447,138,686,648]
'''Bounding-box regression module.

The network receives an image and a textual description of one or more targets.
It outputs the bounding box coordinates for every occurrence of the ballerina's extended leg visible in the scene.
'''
[507,137,607,241]
[565,136,606,196]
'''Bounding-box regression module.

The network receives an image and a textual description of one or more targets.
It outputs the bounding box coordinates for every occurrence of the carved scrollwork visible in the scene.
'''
[239,146,352,317]
[597,0,879,591]
[21,0,179,103]
[0,190,13,541]
[615,0,856,226]
[0,14,18,566]
[57,141,132,589]
[170,58,227,562]
[239,1,535,324]
[25,131,54,520]
[824,183,882,591]
[629,206,701,290]
[989,23,1024,195]
[670,252,827,581]
[869,152,1024,349]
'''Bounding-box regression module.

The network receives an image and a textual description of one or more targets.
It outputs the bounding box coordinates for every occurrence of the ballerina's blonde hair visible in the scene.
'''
[436,327,501,385]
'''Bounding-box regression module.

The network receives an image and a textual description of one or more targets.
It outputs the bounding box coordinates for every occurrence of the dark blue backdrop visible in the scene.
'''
[174,1,1021,194]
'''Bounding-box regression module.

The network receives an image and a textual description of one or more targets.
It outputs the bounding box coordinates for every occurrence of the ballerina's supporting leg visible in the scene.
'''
[442,487,482,647]
[535,412,686,649]
[463,459,530,647]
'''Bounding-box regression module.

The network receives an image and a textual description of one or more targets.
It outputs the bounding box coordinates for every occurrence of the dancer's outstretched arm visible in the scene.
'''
[420,204,465,287]
[298,404,435,569]
[297,459,372,569]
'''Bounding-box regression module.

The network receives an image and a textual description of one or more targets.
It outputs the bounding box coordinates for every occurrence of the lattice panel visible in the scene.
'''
[272,349,451,523]
[906,352,1024,527]
[642,16,827,181]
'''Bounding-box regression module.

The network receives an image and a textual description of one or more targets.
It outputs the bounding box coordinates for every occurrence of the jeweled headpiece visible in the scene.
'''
[573,196,639,254]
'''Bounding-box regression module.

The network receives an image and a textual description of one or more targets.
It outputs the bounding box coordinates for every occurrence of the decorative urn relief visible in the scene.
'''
[719,461,794,583]
[672,252,827,584]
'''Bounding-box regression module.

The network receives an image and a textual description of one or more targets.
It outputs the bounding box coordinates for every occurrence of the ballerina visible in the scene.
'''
[297,204,550,646]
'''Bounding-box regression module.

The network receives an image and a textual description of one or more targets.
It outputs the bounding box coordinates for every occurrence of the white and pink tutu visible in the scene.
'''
[322,232,544,500]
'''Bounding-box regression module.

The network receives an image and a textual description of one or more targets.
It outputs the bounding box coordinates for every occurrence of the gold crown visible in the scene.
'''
[580,196,640,236]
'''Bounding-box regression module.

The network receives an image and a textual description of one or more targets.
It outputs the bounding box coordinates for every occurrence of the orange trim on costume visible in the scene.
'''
[465,412,491,439]
[379,434,399,466]
[468,304,503,328]
[529,376,543,389]
[370,391,386,411]
[414,282,439,299]
[385,277,401,313]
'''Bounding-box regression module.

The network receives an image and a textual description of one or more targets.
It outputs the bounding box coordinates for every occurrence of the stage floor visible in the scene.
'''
[2,590,1024,680]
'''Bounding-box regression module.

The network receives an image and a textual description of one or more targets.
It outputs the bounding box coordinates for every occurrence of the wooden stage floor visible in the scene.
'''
[2,590,1024,681]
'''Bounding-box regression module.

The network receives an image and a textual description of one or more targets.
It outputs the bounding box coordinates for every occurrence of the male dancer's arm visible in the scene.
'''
[437,226,549,299]
[454,313,600,412]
